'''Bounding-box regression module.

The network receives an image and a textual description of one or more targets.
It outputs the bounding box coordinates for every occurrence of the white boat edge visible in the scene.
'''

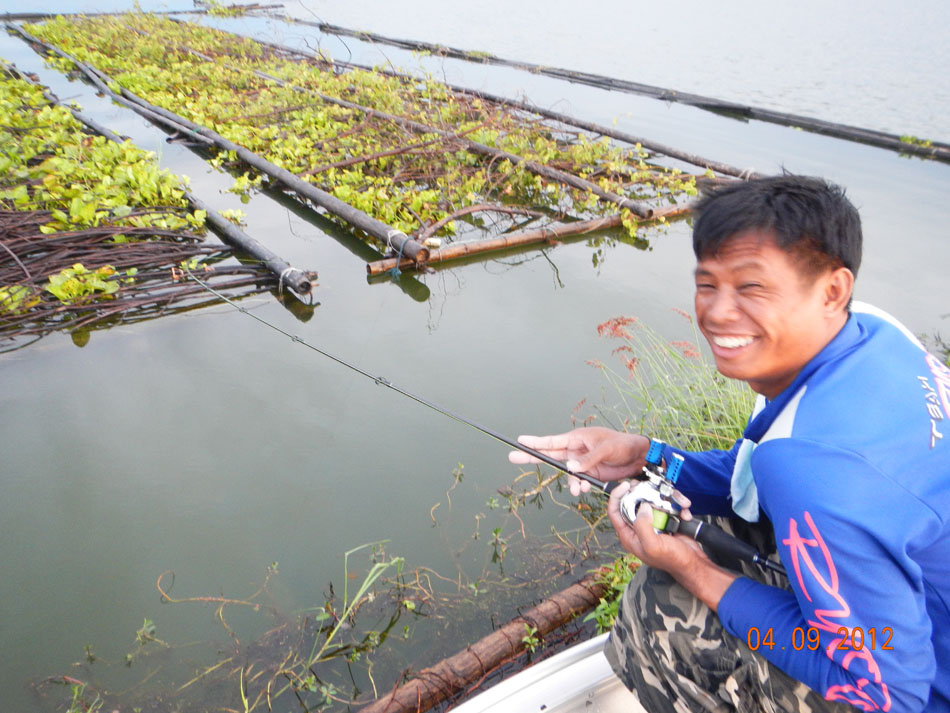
[450,633,647,713]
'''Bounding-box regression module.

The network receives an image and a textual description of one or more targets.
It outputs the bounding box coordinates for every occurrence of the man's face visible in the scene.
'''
[693,229,847,399]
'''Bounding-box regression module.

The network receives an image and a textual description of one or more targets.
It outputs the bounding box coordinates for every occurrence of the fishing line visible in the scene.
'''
[184,267,615,494]
[186,268,785,577]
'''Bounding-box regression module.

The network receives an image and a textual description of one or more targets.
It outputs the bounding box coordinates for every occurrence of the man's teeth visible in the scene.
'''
[713,336,754,348]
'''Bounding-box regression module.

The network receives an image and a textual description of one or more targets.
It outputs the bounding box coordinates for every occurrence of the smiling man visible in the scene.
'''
[510,175,950,712]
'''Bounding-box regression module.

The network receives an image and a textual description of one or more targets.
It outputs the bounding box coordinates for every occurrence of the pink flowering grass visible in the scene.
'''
[590,310,754,451]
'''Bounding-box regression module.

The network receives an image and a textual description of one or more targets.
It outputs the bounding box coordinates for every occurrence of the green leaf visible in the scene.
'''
[0,285,39,314]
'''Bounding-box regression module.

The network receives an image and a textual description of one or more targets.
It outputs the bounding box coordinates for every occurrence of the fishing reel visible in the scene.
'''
[618,439,686,533]
[615,439,786,576]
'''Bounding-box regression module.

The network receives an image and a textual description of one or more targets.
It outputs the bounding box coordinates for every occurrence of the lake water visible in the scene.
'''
[1,2,948,711]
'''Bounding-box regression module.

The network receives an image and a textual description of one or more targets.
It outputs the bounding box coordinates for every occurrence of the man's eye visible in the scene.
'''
[739,283,762,290]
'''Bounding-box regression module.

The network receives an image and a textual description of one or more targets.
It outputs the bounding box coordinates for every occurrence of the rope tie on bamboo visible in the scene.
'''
[277,267,294,295]
[386,229,409,278]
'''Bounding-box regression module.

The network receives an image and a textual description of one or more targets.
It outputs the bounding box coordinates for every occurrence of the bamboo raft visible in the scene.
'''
[7,12,744,282]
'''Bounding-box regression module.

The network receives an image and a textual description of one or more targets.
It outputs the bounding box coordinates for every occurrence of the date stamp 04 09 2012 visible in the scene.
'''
[746,626,894,653]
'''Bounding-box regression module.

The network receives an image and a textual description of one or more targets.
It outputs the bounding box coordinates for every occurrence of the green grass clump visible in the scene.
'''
[590,313,754,451]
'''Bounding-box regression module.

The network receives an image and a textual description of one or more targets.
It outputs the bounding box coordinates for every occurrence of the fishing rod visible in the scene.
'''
[186,268,785,577]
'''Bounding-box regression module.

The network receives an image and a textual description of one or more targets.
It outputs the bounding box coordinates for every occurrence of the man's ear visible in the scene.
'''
[824,267,854,314]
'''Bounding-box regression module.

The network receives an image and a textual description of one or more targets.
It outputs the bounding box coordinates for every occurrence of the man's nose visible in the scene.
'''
[705,288,741,323]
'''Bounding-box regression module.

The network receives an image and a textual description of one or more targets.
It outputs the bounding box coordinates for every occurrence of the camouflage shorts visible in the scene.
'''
[603,516,854,713]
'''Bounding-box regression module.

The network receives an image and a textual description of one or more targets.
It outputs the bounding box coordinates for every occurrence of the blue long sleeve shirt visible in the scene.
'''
[667,306,950,712]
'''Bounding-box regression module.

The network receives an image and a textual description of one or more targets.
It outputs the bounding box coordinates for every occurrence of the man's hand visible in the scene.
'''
[508,427,650,495]
[607,481,737,612]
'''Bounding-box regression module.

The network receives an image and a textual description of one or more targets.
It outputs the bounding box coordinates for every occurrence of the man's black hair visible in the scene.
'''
[692,174,862,278]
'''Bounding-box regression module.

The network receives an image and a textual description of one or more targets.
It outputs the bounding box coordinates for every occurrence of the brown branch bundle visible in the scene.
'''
[0,209,277,349]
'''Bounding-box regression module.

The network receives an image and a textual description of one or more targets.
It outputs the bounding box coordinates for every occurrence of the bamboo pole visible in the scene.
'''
[1,56,315,295]
[299,20,950,163]
[7,23,430,266]
[366,203,693,276]
[357,573,609,713]
[186,192,314,294]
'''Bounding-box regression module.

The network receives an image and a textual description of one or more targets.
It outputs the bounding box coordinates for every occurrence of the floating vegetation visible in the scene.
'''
[20,13,703,267]
[0,66,283,351]
[32,548,407,713]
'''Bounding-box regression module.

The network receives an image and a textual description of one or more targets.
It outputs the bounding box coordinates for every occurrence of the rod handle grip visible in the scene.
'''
[675,518,763,565]
[602,479,622,494]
